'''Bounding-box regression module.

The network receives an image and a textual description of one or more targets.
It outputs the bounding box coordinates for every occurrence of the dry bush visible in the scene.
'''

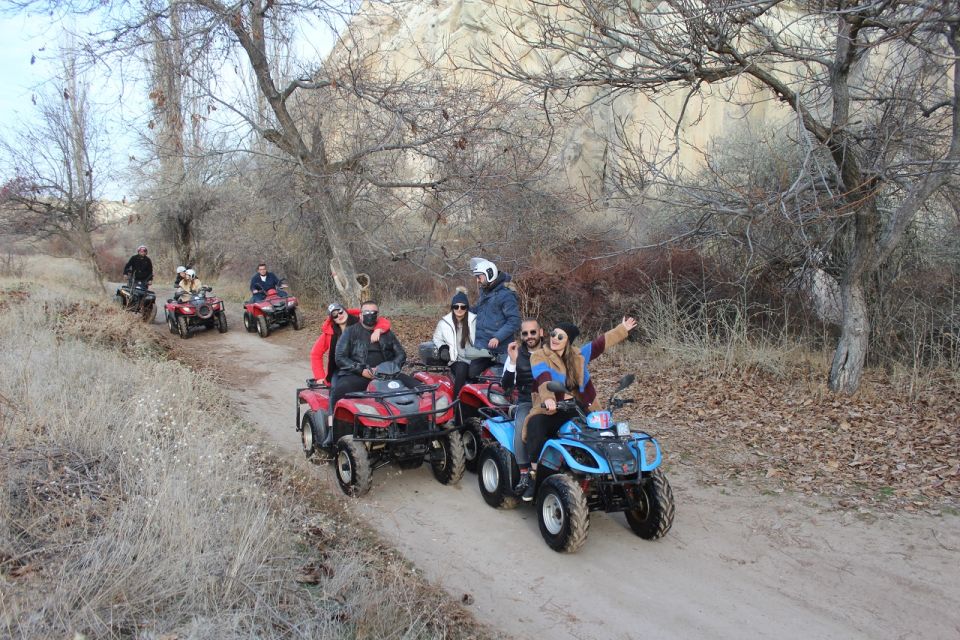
[0,285,490,640]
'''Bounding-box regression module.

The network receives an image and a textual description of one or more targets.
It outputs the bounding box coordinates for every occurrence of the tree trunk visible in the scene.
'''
[307,188,363,306]
[829,277,869,394]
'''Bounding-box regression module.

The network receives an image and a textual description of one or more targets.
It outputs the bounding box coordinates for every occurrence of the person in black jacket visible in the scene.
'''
[501,318,544,500]
[123,245,153,284]
[249,262,286,301]
[330,301,419,409]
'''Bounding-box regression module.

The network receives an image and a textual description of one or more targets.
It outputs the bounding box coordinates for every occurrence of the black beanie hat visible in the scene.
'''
[451,287,469,308]
[555,322,580,344]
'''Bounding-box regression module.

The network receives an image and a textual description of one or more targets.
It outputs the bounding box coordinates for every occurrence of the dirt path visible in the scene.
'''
[165,320,960,640]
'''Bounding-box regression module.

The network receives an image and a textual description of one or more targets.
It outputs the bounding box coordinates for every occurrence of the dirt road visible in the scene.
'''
[167,320,960,640]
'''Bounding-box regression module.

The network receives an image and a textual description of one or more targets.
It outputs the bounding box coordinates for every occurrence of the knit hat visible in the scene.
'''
[328,302,345,316]
[451,286,469,308]
[555,322,580,344]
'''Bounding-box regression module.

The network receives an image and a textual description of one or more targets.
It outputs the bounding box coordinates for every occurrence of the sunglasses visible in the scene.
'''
[521,330,539,337]
[452,304,468,310]
[550,330,567,341]
[330,309,344,317]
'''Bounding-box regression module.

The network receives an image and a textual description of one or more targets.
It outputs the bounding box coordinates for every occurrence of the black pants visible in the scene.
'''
[524,410,576,464]
[468,357,493,379]
[330,371,421,408]
[449,361,469,399]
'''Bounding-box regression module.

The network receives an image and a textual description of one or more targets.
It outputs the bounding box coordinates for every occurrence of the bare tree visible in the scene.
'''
[479,0,960,393]
[0,50,111,291]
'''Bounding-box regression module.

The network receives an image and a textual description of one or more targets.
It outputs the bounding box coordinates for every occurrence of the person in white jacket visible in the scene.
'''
[433,287,478,399]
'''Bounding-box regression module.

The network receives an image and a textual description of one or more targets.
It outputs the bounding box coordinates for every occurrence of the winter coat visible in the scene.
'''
[123,254,153,283]
[175,278,203,301]
[472,274,520,355]
[523,323,629,439]
[432,311,478,363]
[335,321,406,376]
[250,271,282,294]
[310,309,392,382]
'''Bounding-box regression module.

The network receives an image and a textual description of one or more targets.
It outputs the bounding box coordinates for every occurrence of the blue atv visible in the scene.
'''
[477,375,675,552]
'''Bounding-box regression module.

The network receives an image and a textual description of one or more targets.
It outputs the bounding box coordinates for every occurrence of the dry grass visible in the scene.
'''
[0,283,492,640]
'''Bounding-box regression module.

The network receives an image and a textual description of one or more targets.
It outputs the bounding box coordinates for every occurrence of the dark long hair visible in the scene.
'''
[453,310,471,349]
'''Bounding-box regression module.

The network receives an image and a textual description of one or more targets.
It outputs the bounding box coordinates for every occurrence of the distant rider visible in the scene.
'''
[123,245,154,286]
[249,262,286,302]
[175,268,203,301]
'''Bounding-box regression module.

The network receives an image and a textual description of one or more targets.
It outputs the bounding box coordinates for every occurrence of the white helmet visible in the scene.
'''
[185,268,196,278]
[471,258,498,282]
[176,265,186,274]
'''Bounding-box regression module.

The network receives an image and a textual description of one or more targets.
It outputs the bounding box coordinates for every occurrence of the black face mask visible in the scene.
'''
[361,311,378,327]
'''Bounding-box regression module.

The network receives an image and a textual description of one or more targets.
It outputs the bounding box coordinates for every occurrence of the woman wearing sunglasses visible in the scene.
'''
[432,287,478,399]
[518,316,638,501]
[310,302,391,385]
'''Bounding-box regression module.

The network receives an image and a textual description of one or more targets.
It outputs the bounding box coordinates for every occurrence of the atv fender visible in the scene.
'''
[483,415,516,454]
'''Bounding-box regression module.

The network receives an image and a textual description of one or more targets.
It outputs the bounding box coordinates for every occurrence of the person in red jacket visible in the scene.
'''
[310,302,392,385]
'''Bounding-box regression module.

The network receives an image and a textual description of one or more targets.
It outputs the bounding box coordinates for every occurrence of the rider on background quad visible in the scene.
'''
[175,268,203,301]
[469,258,520,378]
[174,265,186,287]
[501,317,544,497]
[310,302,392,385]
[432,287,478,399]
[249,262,286,302]
[331,300,420,408]
[520,316,638,501]
[123,245,153,285]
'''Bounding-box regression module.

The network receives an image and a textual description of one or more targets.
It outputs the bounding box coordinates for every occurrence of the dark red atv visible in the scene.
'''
[242,284,303,338]
[414,342,516,472]
[164,286,228,339]
[296,362,465,497]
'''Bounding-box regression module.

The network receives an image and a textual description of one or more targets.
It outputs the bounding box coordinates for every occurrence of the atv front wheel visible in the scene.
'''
[334,436,371,497]
[166,313,177,335]
[256,314,269,338]
[430,431,466,485]
[292,307,304,330]
[625,468,675,540]
[477,445,520,510]
[537,474,590,553]
[177,315,191,339]
[462,417,484,473]
[216,311,228,333]
[141,300,156,324]
[243,312,256,333]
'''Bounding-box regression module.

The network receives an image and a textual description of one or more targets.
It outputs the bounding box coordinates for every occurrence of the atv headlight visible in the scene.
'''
[616,422,630,437]
[489,391,508,406]
[354,404,380,416]
[435,395,449,411]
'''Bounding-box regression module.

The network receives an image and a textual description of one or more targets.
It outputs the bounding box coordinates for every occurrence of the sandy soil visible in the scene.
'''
[162,316,960,640]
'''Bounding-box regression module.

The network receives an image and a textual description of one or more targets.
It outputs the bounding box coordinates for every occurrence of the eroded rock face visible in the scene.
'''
[345,0,785,198]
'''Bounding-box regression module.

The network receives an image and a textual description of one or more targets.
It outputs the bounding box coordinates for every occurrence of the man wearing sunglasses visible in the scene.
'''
[330,300,418,409]
[501,318,544,500]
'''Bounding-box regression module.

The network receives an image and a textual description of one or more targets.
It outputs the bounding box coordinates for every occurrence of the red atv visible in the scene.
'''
[296,362,465,497]
[415,343,516,472]
[164,287,228,339]
[242,283,303,338]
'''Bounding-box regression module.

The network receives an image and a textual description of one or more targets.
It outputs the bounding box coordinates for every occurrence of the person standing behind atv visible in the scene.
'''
[469,258,520,378]
[310,302,392,385]
[521,316,638,501]
[175,269,203,302]
[123,245,153,285]
[249,262,286,302]
[331,301,418,408]
[501,317,544,499]
[432,287,477,399]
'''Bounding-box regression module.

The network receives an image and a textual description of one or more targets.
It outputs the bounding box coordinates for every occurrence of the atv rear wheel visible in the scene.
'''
[141,300,156,323]
[430,431,465,485]
[256,314,269,338]
[166,313,177,334]
[477,445,520,510]
[177,315,191,339]
[537,474,590,553]
[334,436,371,497]
[243,312,256,333]
[625,468,675,540]
[462,417,484,473]
[300,412,315,459]
[292,307,304,330]
[216,311,228,333]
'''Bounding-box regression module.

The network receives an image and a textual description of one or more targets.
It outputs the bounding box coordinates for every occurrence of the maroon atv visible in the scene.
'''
[296,362,464,497]
[242,284,303,338]
[414,343,516,472]
[164,287,228,339]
